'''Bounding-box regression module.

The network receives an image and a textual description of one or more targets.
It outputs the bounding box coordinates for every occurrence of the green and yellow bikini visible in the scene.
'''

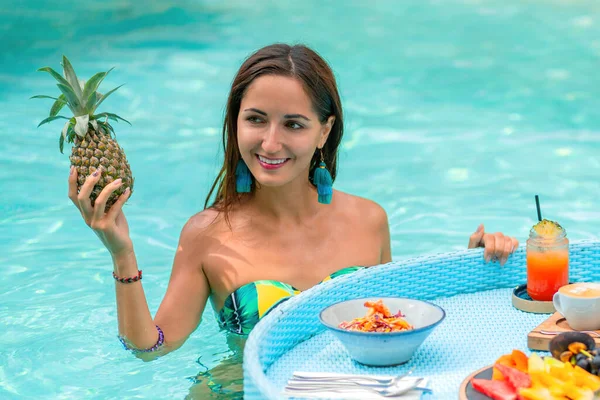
[217,266,364,335]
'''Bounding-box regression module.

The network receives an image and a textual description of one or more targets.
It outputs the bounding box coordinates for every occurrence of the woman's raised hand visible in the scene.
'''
[68,166,133,257]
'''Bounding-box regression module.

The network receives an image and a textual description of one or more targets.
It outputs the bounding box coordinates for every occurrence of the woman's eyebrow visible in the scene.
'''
[283,114,310,121]
[244,108,267,116]
[243,108,311,122]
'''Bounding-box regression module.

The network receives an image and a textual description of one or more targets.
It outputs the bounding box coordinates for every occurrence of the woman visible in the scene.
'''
[68,43,518,395]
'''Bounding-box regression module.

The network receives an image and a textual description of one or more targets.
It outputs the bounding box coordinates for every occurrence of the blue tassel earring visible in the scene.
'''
[313,149,333,204]
[235,158,252,193]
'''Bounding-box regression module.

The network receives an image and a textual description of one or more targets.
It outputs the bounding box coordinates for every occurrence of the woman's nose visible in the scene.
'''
[261,125,282,154]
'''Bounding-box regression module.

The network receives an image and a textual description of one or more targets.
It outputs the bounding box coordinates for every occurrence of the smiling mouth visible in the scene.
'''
[256,154,289,165]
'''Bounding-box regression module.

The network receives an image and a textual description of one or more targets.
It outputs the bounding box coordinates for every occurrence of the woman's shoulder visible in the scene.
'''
[180,208,226,242]
[174,209,235,267]
[333,190,389,231]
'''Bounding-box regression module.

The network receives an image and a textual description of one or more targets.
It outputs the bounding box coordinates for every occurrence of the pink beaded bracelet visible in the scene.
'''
[118,325,164,353]
[113,270,142,284]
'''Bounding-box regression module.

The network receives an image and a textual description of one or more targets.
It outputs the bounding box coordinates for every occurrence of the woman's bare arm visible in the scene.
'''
[113,216,212,355]
[152,215,214,352]
[69,168,212,358]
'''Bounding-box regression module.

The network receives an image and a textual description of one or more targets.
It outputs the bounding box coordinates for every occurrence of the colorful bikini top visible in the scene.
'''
[216,266,364,335]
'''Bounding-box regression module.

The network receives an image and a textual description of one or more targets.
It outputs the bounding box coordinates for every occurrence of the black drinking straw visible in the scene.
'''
[535,195,542,222]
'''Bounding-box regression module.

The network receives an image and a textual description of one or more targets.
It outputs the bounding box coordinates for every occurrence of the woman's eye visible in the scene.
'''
[247,116,264,124]
[286,121,304,130]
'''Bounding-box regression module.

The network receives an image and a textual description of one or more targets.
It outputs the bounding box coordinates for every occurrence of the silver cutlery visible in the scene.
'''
[284,377,429,397]
[287,378,432,391]
[292,369,413,386]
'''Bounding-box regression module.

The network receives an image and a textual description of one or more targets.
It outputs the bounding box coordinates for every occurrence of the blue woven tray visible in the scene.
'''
[243,241,600,399]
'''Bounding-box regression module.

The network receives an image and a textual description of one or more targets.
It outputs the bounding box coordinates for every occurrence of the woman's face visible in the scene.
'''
[237,75,334,189]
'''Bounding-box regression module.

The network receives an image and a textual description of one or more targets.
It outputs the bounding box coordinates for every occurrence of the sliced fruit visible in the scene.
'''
[561,381,594,400]
[549,363,576,385]
[512,350,529,373]
[530,371,567,397]
[519,386,568,400]
[495,363,532,390]
[495,354,517,380]
[472,378,517,400]
[544,356,565,373]
[474,350,597,400]
[573,365,600,392]
[528,353,545,375]
[493,367,506,381]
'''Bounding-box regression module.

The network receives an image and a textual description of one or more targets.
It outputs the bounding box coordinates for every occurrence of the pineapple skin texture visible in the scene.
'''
[533,219,563,236]
[69,127,134,211]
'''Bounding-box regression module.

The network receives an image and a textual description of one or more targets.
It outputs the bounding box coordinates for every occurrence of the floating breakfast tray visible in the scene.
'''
[243,241,600,399]
[527,311,600,351]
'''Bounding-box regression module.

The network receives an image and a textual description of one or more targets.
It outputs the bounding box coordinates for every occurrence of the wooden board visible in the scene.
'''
[527,312,600,351]
[458,366,492,400]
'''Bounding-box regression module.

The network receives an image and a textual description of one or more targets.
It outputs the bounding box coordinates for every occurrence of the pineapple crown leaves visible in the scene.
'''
[31,55,131,153]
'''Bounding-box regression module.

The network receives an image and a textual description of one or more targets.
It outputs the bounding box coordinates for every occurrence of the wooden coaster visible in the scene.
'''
[527,312,600,351]
[511,284,555,314]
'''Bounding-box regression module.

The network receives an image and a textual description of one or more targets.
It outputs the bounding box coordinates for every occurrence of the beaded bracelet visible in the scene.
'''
[118,325,164,353]
[113,269,142,284]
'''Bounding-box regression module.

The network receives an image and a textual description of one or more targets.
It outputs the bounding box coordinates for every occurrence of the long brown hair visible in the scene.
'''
[204,43,344,218]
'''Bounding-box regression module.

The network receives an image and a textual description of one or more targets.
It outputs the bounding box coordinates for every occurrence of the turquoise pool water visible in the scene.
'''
[1,0,600,398]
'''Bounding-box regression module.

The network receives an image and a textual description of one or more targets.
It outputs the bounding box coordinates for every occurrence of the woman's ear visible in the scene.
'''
[318,116,336,149]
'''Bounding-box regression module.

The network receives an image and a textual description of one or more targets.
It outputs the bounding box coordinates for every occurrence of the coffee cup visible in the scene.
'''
[553,283,600,331]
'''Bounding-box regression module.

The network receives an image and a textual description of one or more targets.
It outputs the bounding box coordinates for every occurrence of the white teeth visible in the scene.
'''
[258,155,287,165]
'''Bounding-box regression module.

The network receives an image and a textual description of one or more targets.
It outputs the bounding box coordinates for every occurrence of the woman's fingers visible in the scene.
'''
[107,187,131,222]
[482,233,495,262]
[102,185,128,223]
[472,224,519,266]
[511,237,520,253]
[493,232,505,262]
[77,167,104,217]
[468,224,485,249]
[489,233,520,266]
[92,178,123,222]
[500,236,514,266]
[68,166,80,209]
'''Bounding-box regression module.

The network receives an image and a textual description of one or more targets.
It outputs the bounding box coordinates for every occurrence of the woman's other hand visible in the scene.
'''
[468,223,519,266]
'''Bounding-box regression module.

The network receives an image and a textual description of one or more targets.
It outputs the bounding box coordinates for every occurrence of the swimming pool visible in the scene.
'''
[1,0,599,398]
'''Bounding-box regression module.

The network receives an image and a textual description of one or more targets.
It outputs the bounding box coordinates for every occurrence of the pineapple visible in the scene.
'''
[33,56,134,211]
[533,219,563,236]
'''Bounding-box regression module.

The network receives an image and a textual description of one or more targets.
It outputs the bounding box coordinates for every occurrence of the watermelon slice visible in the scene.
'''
[494,363,531,390]
[472,378,517,400]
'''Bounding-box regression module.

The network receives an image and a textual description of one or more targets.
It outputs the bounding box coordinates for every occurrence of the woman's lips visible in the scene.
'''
[256,154,289,170]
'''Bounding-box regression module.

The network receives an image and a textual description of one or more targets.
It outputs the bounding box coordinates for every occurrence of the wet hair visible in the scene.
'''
[204,43,344,218]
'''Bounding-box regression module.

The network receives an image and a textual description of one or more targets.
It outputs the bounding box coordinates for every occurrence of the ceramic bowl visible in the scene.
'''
[319,297,446,366]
